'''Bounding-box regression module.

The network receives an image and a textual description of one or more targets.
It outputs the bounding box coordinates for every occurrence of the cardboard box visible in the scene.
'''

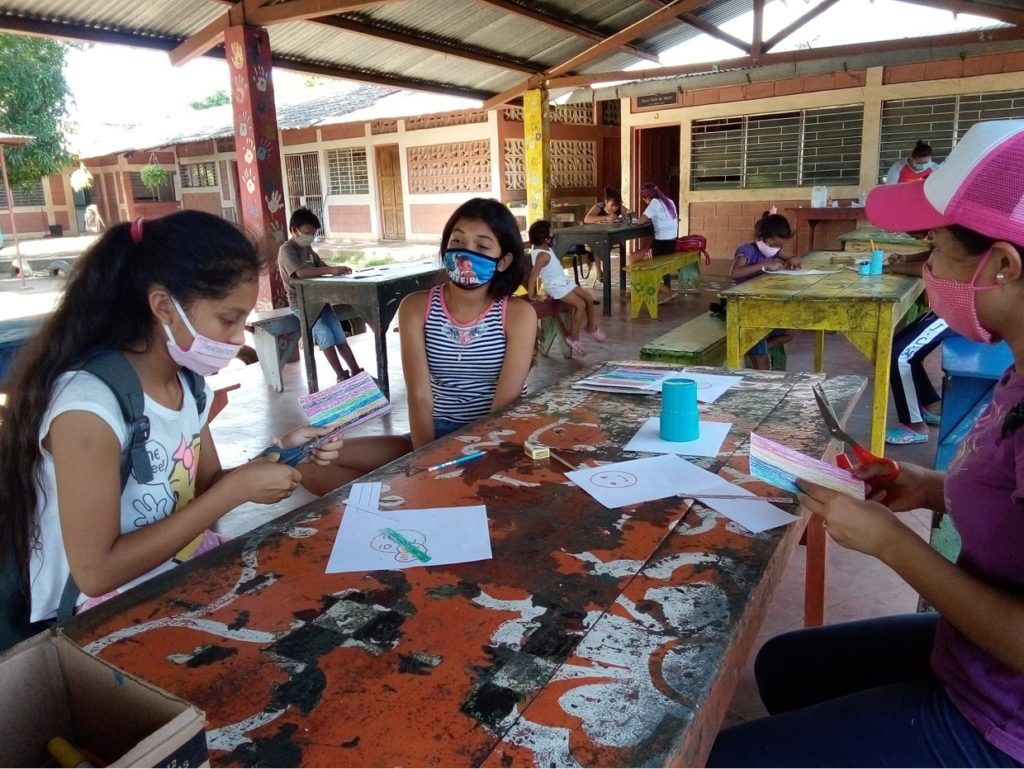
[0,629,208,767]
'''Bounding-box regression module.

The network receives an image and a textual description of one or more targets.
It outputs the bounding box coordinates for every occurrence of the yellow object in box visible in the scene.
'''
[524,441,550,460]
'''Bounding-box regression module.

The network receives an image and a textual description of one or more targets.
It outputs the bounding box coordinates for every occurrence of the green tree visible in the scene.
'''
[0,33,74,187]
[190,90,230,110]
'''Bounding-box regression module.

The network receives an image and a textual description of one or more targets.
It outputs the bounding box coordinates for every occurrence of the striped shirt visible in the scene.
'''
[423,285,519,425]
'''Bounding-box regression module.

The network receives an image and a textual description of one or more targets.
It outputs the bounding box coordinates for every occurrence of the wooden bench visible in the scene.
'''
[527,297,574,358]
[246,305,365,392]
[625,250,701,319]
[639,312,727,366]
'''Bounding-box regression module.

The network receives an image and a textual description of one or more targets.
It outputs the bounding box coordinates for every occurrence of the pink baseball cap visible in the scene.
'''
[866,119,1024,246]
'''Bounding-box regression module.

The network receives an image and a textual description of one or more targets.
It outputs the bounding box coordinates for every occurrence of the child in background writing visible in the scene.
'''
[526,219,605,356]
[729,211,799,370]
[278,208,365,382]
[0,211,349,645]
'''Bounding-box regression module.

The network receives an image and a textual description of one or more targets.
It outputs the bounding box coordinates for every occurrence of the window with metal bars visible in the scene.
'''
[0,178,45,208]
[878,89,1024,183]
[690,105,863,190]
[179,161,218,188]
[325,147,369,195]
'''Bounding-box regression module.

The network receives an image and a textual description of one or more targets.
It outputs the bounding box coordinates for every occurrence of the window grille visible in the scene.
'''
[879,89,1024,182]
[179,161,218,188]
[0,178,45,208]
[691,105,863,190]
[325,147,369,195]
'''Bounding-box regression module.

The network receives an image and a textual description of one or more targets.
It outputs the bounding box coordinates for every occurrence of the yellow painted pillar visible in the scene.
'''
[523,88,550,225]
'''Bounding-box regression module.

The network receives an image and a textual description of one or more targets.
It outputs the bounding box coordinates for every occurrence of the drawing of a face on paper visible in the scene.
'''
[590,471,638,488]
[370,529,429,562]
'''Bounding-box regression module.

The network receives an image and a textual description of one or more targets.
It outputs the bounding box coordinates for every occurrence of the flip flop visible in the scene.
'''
[565,336,587,356]
[923,411,941,426]
[586,326,606,342]
[885,425,928,445]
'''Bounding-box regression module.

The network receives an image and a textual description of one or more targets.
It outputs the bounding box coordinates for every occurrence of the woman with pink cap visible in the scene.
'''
[709,119,1024,767]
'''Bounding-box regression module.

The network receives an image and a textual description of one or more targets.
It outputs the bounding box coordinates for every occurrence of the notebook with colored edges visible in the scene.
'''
[298,371,392,430]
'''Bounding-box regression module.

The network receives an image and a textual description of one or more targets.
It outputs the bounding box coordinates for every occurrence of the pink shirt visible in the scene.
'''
[936,366,1024,762]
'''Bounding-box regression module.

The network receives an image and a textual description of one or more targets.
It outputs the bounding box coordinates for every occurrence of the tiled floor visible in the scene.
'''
[207,257,940,729]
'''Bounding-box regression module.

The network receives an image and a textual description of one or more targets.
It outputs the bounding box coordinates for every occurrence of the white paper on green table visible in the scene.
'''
[623,417,731,458]
[748,432,865,499]
[771,269,839,276]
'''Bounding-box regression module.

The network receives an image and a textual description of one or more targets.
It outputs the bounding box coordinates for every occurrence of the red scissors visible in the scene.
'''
[813,383,900,484]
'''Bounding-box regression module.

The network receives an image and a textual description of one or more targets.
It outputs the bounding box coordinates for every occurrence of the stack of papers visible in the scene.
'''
[298,371,391,429]
[572,364,741,403]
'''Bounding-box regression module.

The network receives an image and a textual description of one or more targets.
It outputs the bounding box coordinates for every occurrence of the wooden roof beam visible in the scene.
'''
[751,0,764,57]
[546,25,1024,89]
[894,0,1024,26]
[763,0,841,52]
[471,0,660,63]
[169,4,244,66]
[676,11,750,54]
[244,0,400,26]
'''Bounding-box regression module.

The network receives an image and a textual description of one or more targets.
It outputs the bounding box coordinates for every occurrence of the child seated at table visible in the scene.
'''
[299,198,538,493]
[729,211,799,370]
[526,219,605,356]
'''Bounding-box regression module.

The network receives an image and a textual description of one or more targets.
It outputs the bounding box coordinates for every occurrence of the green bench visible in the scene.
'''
[640,312,727,366]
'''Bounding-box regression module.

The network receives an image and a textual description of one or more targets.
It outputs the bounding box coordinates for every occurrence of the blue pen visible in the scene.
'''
[426,449,486,473]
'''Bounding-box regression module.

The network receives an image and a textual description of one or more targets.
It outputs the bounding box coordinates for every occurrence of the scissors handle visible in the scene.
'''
[258,444,307,467]
[848,444,901,484]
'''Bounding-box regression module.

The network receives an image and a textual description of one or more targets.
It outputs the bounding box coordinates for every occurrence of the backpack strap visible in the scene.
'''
[80,351,153,486]
[181,368,207,416]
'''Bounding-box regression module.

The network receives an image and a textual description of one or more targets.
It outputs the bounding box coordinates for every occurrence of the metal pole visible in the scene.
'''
[0,146,27,289]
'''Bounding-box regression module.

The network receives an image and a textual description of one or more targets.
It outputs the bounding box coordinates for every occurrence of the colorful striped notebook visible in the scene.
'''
[298,371,391,430]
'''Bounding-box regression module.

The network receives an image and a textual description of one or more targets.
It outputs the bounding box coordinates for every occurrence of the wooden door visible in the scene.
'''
[632,125,680,213]
[375,145,405,240]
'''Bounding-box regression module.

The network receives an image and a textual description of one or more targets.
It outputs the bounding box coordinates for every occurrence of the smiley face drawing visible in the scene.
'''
[369,529,429,562]
[589,470,639,488]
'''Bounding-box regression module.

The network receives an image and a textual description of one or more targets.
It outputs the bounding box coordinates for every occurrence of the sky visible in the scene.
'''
[61,0,1001,130]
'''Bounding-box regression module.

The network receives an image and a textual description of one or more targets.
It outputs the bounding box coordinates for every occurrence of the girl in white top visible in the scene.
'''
[526,219,605,356]
[630,181,681,303]
[0,211,353,638]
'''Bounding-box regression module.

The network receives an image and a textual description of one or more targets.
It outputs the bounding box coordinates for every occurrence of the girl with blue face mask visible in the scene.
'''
[0,211,366,635]
[396,198,537,448]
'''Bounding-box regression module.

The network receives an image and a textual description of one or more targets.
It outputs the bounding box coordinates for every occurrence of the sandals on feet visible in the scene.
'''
[923,410,941,426]
[885,425,929,445]
[587,326,606,342]
[566,335,587,355]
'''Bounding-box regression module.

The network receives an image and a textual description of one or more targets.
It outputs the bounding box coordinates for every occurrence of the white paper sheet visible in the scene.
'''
[565,453,796,533]
[659,371,743,404]
[623,417,731,458]
[327,483,492,573]
[772,269,838,276]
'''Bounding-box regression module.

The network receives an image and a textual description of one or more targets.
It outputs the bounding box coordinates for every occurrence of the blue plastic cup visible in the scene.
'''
[857,260,871,276]
[869,249,884,276]
[661,378,700,442]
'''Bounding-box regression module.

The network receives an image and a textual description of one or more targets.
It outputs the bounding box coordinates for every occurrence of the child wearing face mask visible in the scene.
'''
[0,211,363,644]
[729,212,798,369]
[278,208,365,382]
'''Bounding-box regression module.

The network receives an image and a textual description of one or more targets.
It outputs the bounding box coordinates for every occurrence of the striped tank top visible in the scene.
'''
[423,284,519,425]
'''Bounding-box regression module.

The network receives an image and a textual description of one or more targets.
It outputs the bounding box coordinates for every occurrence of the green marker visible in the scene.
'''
[382,527,431,563]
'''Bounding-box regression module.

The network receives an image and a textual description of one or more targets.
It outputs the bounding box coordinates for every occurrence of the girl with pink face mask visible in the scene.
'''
[727,211,798,370]
[0,211,379,637]
[708,119,1024,768]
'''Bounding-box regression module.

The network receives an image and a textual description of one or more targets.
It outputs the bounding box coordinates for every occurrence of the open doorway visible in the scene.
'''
[632,125,680,215]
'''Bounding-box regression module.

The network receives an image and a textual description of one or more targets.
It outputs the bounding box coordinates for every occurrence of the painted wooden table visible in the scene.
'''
[719,251,924,456]
[0,314,46,385]
[293,263,445,397]
[554,221,654,315]
[66,364,863,768]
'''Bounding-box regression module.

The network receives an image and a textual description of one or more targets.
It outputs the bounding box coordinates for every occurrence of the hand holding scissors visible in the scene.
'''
[813,383,900,484]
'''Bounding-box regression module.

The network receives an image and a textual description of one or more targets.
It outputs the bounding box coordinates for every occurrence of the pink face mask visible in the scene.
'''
[921,249,1001,344]
[163,297,242,375]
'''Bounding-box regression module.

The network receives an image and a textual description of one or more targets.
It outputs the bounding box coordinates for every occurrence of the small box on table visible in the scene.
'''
[0,629,208,767]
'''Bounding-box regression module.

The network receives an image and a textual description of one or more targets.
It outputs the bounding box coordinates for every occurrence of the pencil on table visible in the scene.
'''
[549,451,579,472]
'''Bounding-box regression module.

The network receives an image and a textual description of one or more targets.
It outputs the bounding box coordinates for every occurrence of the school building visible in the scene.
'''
[5,46,1023,260]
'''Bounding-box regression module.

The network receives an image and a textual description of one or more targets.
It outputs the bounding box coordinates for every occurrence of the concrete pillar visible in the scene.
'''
[225,24,288,309]
[523,88,550,226]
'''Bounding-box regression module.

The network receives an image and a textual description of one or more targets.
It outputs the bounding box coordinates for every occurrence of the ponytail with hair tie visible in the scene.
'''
[130,217,145,245]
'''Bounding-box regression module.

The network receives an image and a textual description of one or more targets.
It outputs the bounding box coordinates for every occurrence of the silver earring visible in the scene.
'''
[996,273,1006,281]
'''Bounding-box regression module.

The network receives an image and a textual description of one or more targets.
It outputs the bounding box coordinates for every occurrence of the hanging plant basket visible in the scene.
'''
[140,163,169,191]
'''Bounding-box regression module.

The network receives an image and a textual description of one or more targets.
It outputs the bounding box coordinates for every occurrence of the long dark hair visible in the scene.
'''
[440,198,526,298]
[0,210,262,586]
[640,182,678,220]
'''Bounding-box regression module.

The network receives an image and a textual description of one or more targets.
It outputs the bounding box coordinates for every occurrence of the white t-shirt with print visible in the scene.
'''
[643,197,678,241]
[28,370,212,622]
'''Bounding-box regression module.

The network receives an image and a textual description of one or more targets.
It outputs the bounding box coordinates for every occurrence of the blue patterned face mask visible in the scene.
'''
[444,248,501,289]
